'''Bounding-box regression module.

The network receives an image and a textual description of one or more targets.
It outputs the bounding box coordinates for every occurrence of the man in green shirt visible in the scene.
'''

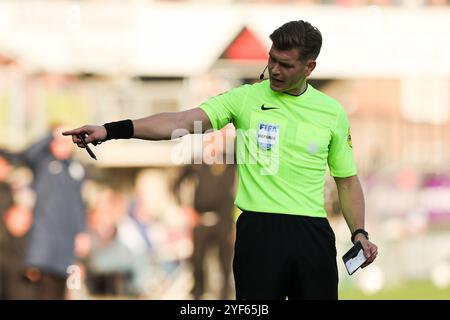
[64,20,378,300]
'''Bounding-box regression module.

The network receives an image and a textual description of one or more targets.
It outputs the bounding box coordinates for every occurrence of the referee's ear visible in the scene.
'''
[304,60,316,77]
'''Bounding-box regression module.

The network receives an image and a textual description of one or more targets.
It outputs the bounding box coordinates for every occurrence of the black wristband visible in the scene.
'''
[103,119,134,140]
[351,229,369,244]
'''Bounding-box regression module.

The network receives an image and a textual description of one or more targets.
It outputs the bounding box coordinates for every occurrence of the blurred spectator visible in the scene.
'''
[0,206,35,299]
[370,0,392,5]
[0,152,35,299]
[426,0,449,5]
[85,188,152,297]
[335,0,369,5]
[0,152,14,230]
[118,196,157,296]
[173,162,237,299]
[9,125,89,299]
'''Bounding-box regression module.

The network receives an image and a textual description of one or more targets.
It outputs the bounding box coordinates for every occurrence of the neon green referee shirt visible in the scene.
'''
[199,80,357,218]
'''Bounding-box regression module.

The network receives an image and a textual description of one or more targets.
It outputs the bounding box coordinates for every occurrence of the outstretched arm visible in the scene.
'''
[334,175,378,268]
[0,133,53,169]
[23,133,55,165]
[62,107,212,147]
[134,108,212,140]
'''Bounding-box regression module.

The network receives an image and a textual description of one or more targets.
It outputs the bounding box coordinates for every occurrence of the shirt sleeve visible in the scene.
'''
[328,106,357,178]
[21,133,53,170]
[199,85,248,130]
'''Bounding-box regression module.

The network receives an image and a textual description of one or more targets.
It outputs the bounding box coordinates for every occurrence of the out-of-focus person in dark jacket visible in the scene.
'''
[15,125,88,299]
[173,137,237,301]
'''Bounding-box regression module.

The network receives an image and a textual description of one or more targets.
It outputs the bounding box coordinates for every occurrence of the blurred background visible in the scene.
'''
[0,0,449,300]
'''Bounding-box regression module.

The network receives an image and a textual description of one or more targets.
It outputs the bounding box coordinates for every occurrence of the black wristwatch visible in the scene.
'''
[351,229,369,244]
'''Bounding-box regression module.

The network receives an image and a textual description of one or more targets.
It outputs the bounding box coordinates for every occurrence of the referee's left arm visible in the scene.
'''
[334,175,378,268]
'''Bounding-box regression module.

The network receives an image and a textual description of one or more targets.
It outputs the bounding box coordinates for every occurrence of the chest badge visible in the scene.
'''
[258,123,279,150]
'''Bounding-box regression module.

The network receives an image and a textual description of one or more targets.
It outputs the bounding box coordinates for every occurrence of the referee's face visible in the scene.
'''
[268,46,315,95]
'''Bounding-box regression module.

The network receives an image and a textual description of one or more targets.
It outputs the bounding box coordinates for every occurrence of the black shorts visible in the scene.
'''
[233,211,338,300]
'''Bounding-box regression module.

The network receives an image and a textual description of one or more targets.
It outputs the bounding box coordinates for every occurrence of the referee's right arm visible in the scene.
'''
[62,107,212,146]
[133,107,212,140]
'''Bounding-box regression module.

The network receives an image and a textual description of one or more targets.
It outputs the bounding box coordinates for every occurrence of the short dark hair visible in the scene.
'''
[270,20,322,61]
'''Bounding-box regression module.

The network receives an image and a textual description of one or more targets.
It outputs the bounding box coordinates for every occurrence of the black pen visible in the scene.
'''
[77,134,97,160]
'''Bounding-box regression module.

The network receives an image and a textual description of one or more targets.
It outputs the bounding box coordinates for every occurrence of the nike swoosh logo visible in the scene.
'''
[261,104,279,111]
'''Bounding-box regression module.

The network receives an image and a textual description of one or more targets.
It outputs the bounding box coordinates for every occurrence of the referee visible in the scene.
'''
[64,20,378,300]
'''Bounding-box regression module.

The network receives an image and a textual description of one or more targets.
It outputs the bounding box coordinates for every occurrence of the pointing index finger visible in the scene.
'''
[62,128,83,136]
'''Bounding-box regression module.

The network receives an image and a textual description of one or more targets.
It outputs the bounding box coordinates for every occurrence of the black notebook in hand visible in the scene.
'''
[342,241,367,275]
